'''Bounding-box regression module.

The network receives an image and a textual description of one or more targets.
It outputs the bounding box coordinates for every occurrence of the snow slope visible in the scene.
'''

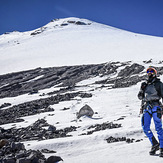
[1,75,163,163]
[0,17,163,75]
[0,17,163,163]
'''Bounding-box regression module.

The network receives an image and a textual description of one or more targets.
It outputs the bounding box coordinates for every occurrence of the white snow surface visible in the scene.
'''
[0,17,163,162]
[0,17,163,75]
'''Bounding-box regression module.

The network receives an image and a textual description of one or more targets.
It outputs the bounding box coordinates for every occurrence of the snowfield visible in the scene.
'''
[0,17,163,75]
[0,77,163,163]
[0,17,163,162]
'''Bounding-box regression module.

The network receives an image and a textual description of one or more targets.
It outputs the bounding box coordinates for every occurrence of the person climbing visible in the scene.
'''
[138,66,163,157]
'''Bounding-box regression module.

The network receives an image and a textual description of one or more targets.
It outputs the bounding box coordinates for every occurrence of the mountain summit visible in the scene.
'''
[0,17,163,75]
[0,17,163,163]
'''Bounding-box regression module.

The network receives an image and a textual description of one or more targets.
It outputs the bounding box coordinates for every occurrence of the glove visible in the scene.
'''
[139,108,143,114]
[160,105,163,115]
[141,82,147,91]
[138,90,144,100]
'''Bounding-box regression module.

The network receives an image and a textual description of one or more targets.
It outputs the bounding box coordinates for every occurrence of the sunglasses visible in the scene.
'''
[147,69,154,73]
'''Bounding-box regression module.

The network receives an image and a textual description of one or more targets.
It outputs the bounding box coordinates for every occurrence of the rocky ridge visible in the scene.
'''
[0,62,145,99]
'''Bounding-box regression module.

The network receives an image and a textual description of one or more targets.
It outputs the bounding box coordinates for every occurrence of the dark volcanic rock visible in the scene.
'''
[80,122,122,136]
[75,21,87,25]
[41,149,56,154]
[0,141,49,163]
[117,63,144,77]
[0,119,77,142]
[112,75,146,88]
[0,62,151,103]
[77,104,94,119]
[46,156,63,163]
[0,103,11,109]
[0,63,118,98]
[0,62,162,99]
[106,136,143,144]
[106,136,134,143]
[95,63,147,88]
[0,92,92,125]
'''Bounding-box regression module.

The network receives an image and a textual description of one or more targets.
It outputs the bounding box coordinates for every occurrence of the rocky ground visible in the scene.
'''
[0,61,163,162]
[0,62,146,125]
[0,62,145,99]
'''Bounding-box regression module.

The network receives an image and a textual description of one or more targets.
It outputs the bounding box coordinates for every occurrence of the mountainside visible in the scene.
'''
[0,61,163,163]
[0,18,163,162]
[0,17,163,75]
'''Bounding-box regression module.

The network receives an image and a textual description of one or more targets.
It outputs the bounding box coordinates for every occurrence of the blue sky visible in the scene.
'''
[0,0,163,36]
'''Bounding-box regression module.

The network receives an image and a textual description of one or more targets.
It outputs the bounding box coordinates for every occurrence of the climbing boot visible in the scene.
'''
[149,143,159,155]
[159,148,163,157]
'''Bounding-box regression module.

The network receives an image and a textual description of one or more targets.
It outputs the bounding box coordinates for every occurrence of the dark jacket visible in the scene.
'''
[138,77,163,106]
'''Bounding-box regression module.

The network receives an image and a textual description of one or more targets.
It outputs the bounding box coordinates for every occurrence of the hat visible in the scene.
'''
[146,67,157,75]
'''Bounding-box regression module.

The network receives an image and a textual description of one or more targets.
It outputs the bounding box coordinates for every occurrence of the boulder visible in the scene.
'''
[48,125,56,132]
[0,139,8,148]
[77,105,94,119]
[46,156,63,163]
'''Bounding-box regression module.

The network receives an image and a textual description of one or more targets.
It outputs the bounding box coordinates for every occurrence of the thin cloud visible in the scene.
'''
[54,5,76,17]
